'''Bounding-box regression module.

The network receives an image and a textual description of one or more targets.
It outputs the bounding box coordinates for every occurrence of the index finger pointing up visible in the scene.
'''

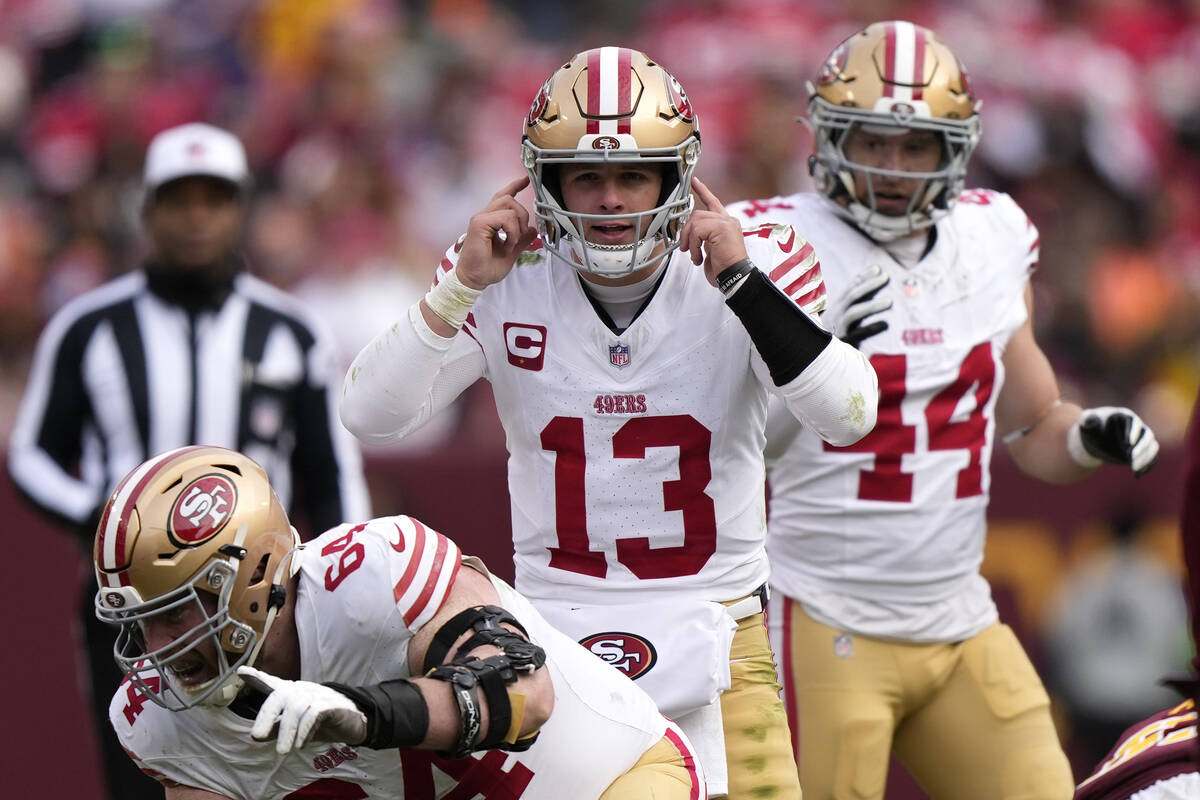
[492,175,531,200]
[690,176,724,214]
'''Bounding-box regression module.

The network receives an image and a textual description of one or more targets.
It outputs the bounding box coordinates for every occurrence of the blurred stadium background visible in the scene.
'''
[0,0,1197,797]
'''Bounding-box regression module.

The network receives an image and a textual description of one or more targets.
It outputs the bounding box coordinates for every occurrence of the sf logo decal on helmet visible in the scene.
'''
[579,632,657,679]
[664,71,693,122]
[527,78,553,126]
[169,474,237,547]
[815,40,850,86]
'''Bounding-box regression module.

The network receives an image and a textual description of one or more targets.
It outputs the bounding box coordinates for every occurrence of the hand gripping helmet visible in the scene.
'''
[522,46,701,278]
[806,20,981,241]
[93,446,300,710]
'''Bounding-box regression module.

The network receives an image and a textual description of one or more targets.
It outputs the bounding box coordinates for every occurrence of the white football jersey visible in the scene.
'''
[728,191,1037,642]
[109,515,667,799]
[437,232,824,606]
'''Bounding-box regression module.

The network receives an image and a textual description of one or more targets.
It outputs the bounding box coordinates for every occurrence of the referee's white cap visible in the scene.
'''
[143,122,249,195]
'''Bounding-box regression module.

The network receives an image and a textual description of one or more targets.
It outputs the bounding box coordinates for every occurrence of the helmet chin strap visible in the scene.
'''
[565,233,667,277]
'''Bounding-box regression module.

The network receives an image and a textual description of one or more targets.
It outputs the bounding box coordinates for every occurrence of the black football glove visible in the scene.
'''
[1067,406,1159,477]
[830,265,892,349]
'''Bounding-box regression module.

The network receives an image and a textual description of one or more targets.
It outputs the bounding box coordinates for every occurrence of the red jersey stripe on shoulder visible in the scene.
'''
[404,526,459,627]
[392,520,427,606]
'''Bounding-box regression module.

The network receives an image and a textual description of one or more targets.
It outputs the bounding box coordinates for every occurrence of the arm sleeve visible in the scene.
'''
[729,229,878,447]
[289,322,373,532]
[758,335,878,447]
[7,311,103,529]
[340,303,486,445]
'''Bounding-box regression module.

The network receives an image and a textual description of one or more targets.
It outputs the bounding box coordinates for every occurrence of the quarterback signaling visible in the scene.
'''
[93,446,705,799]
[727,20,1160,800]
[341,46,879,799]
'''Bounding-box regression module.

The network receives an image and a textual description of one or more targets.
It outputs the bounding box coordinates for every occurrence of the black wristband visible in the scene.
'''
[715,258,756,296]
[323,679,430,750]
[725,269,832,385]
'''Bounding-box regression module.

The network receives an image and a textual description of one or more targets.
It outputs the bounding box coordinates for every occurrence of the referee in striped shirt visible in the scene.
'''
[8,122,371,800]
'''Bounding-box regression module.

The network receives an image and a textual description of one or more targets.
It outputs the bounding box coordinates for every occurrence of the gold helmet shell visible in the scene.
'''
[94,446,300,709]
[522,46,701,277]
[806,20,981,240]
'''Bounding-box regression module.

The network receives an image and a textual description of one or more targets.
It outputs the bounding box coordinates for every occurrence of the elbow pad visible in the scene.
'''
[424,605,548,758]
[722,264,833,386]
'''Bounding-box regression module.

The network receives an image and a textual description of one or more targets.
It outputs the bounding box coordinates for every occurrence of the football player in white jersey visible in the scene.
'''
[726,20,1160,800]
[93,445,705,799]
[340,47,879,799]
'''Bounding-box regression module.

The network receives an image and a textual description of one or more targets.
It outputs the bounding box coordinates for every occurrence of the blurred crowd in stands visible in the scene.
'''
[0,0,1198,444]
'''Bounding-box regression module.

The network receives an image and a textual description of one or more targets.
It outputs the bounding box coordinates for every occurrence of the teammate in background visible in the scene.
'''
[8,122,370,800]
[727,21,1159,800]
[1073,392,1200,798]
[94,445,704,799]
[340,46,878,799]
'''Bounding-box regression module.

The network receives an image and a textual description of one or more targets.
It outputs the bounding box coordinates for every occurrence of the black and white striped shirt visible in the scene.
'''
[9,270,370,537]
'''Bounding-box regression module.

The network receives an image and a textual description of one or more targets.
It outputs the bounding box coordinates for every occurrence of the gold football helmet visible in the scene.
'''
[94,446,300,709]
[806,20,981,241]
[522,46,701,278]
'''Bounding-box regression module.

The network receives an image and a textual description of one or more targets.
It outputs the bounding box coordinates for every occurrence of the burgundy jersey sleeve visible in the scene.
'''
[1074,700,1198,800]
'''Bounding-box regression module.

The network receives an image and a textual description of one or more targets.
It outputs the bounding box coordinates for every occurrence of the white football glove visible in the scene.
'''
[1067,406,1159,477]
[238,666,367,755]
[830,265,893,349]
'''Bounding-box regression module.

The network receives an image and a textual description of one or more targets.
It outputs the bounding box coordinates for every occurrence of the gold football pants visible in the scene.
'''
[717,611,803,800]
[769,597,1073,800]
[600,724,705,799]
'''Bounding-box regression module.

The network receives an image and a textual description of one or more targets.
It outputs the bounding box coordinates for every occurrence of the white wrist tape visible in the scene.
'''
[424,269,483,329]
[1066,417,1102,468]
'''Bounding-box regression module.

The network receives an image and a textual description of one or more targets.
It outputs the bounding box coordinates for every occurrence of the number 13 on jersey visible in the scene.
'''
[540,414,718,580]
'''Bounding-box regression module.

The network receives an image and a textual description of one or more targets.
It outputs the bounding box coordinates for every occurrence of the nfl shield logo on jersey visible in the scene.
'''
[609,343,630,369]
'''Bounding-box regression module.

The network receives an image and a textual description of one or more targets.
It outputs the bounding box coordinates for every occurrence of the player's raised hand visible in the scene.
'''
[678,177,749,285]
[239,666,367,754]
[454,177,539,290]
[1069,406,1160,477]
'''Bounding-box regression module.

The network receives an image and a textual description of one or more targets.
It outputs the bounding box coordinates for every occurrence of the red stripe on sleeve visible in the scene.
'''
[912,26,926,100]
[782,263,822,298]
[768,241,815,282]
[586,49,601,134]
[392,520,427,606]
[795,284,827,310]
[882,22,897,97]
[402,524,458,626]
[617,47,632,134]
